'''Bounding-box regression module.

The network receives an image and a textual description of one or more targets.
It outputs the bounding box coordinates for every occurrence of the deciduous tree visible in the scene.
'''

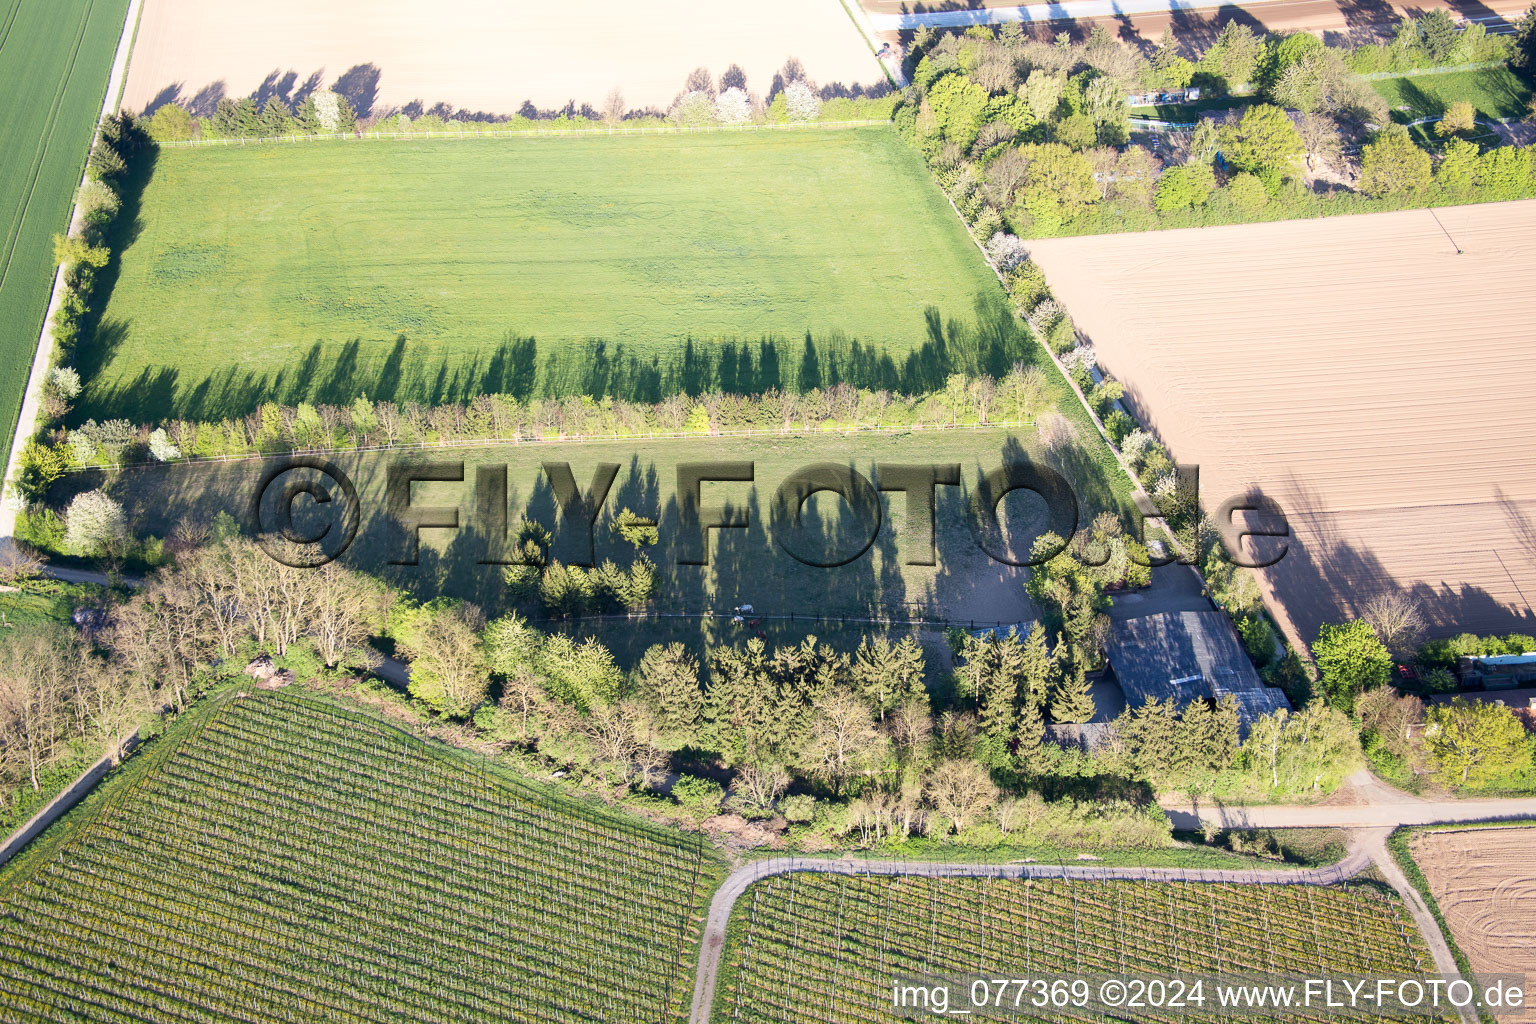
[1424,698,1531,787]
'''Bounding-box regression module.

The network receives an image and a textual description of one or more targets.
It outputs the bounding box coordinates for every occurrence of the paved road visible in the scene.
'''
[688,848,1374,1024]
[1160,795,1536,829]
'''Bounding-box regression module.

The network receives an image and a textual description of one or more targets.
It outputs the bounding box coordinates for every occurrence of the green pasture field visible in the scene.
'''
[58,427,1131,634]
[0,0,129,461]
[1374,65,1535,123]
[77,127,1014,424]
[714,873,1434,1023]
[0,687,725,1023]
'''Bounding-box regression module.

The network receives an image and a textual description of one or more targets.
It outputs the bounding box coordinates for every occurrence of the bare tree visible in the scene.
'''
[888,697,934,759]
[0,543,43,586]
[924,758,997,834]
[310,562,386,669]
[800,688,886,795]
[735,763,790,813]
[1297,112,1343,174]
[0,626,75,791]
[1361,592,1427,658]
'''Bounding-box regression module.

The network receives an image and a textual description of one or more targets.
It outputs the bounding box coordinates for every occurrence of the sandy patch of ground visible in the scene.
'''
[121,0,883,117]
[1028,201,1536,651]
[1412,828,1536,1021]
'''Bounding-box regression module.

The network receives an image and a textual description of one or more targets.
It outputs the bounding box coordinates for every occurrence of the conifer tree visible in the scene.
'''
[1049,664,1096,724]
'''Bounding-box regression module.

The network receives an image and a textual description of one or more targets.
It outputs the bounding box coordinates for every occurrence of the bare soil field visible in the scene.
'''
[121,0,884,117]
[1412,828,1536,1021]
[1028,201,1536,650]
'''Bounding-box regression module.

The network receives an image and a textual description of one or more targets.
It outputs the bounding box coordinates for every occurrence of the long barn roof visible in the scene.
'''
[1106,610,1289,724]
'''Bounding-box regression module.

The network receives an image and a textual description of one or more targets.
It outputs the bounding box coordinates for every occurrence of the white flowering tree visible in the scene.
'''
[47,366,82,400]
[147,427,181,462]
[64,489,129,556]
[714,88,751,125]
[313,90,344,132]
[785,82,820,121]
[1120,428,1153,464]
[1060,345,1097,375]
[984,232,1030,274]
[68,429,96,465]
[1026,298,1063,336]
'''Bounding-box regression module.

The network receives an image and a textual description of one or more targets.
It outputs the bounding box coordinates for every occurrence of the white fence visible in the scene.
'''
[154,119,893,149]
[1128,116,1198,132]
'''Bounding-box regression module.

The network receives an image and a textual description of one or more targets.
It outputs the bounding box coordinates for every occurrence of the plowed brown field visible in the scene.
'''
[1028,201,1536,649]
[120,0,883,117]
[1412,827,1536,1022]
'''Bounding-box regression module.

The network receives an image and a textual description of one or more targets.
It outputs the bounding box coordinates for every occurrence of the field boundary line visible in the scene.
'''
[0,0,143,546]
[153,119,894,149]
[59,418,1039,474]
[687,849,1375,1024]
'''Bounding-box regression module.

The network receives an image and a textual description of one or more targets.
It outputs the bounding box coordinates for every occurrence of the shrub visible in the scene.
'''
[15,505,66,553]
[75,180,119,225]
[145,103,195,142]
[672,775,724,817]
[671,90,716,126]
[1435,100,1477,137]
[1226,172,1269,212]
[1154,163,1216,211]
[1237,614,1276,666]
[1104,409,1134,445]
[781,794,815,823]
[1359,125,1431,197]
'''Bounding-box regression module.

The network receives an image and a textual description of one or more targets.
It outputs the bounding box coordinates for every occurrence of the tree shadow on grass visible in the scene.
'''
[74,293,1044,425]
[70,145,156,387]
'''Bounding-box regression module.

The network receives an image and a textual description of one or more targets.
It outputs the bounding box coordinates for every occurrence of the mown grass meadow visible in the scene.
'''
[1373,65,1535,124]
[78,128,1013,423]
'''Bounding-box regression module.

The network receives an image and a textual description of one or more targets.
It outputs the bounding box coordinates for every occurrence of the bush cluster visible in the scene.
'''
[27,369,1061,480]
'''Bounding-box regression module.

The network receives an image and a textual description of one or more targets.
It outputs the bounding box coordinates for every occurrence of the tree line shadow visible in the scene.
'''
[142,63,382,119]
[65,432,1099,657]
[74,290,1044,425]
[1244,477,1536,649]
[142,59,890,127]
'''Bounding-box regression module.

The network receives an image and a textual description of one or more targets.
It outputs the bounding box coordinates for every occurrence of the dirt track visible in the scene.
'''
[121,0,883,117]
[1413,828,1536,1022]
[1028,201,1536,651]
